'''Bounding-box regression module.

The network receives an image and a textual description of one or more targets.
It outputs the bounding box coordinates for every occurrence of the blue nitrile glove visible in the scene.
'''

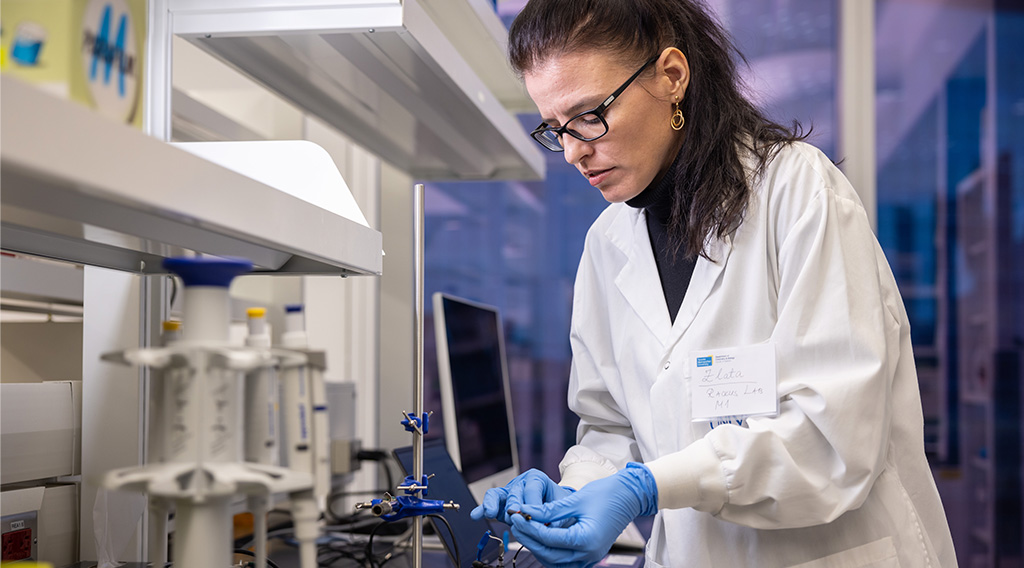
[510,463,657,568]
[470,469,574,525]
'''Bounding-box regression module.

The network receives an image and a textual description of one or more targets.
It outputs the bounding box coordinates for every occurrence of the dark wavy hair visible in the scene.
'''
[508,0,808,260]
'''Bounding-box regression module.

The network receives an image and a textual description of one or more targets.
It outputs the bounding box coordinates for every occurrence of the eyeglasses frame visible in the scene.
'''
[530,55,660,152]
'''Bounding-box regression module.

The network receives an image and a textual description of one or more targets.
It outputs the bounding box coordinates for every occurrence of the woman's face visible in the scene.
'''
[524,49,687,203]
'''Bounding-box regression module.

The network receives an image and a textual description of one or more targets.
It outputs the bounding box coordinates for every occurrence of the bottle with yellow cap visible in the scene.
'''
[242,306,279,568]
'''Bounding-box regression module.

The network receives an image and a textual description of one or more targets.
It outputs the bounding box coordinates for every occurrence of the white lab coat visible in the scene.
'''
[558,142,957,567]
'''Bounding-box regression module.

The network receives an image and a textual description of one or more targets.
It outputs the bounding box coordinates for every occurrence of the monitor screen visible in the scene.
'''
[432,293,519,502]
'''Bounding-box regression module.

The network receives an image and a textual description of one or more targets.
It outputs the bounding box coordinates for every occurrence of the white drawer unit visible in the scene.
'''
[0,382,82,485]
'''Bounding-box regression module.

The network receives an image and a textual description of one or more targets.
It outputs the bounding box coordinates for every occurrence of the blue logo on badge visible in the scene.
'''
[696,356,712,368]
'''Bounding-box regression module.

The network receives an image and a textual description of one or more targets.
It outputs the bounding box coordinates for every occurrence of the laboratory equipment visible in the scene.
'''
[394,439,514,568]
[474,531,507,567]
[432,293,520,503]
[244,308,278,466]
[100,256,316,568]
[355,184,455,568]
[278,304,332,509]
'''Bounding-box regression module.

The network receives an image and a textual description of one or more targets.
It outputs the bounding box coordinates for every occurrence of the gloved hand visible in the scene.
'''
[510,463,657,568]
[470,469,574,525]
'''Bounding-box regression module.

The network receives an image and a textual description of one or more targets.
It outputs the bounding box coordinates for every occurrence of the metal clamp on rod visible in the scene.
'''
[354,185,450,567]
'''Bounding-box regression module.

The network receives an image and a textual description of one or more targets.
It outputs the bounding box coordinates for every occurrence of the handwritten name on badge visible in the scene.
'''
[689,343,777,421]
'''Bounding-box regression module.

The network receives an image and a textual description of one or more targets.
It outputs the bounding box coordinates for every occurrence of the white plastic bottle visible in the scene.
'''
[244,307,279,466]
[280,305,314,477]
[279,305,331,512]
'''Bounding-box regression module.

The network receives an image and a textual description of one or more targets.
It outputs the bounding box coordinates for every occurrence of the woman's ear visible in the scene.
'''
[658,47,690,102]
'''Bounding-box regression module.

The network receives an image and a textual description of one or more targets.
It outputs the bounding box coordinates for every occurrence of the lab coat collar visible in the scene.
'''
[608,205,733,348]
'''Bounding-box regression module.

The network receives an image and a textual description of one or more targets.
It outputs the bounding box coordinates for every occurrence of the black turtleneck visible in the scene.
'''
[626,154,695,324]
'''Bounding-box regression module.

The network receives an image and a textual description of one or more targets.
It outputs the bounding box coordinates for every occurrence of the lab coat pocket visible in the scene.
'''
[786,537,900,568]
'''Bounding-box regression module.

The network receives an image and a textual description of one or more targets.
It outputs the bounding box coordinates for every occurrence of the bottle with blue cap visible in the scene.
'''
[155,257,256,568]
[163,256,252,344]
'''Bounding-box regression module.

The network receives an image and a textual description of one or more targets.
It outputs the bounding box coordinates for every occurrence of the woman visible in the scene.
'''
[470,0,957,567]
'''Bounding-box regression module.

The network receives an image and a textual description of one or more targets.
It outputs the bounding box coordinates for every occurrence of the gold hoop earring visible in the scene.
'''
[671,101,685,131]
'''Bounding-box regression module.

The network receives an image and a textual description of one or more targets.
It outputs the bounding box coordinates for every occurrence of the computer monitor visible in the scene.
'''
[432,292,519,503]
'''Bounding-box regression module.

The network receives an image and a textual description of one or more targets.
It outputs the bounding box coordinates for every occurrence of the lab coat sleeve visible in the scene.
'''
[559,222,643,490]
[648,149,904,528]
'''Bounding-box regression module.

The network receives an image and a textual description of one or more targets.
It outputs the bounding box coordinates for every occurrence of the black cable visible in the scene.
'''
[167,275,178,311]
[512,540,528,568]
[324,449,400,525]
[317,544,365,568]
[377,548,408,568]
[236,525,298,552]
[360,448,391,462]
[318,551,360,567]
[366,519,394,568]
[427,514,460,568]
[234,548,283,568]
[355,449,396,492]
[319,532,377,567]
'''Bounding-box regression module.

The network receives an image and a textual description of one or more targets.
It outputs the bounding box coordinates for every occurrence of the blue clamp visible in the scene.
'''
[400,474,431,497]
[401,411,430,435]
[356,469,459,522]
[476,531,493,561]
[361,494,457,522]
[475,529,507,564]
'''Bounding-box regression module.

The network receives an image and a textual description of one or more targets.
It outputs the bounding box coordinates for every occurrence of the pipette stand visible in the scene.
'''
[100,257,317,568]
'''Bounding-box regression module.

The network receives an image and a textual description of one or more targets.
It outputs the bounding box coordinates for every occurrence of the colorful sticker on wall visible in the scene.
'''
[80,0,139,123]
[11,20,47,65]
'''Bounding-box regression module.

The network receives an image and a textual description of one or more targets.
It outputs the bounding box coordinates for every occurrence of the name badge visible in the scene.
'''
[689,343,778,421]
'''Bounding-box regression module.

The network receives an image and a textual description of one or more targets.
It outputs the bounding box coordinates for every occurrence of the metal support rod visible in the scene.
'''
[412,183,426,568]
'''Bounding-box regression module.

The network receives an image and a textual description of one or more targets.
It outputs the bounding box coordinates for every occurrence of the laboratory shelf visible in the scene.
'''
[0,75,382,276]
[418,0,536,113]
[157,0,545,181]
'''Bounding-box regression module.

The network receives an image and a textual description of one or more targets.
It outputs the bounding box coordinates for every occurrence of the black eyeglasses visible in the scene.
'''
[530,55,659,152]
